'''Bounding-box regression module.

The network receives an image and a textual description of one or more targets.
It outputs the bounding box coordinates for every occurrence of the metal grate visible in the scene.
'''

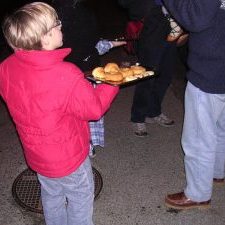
[12,167,103,214]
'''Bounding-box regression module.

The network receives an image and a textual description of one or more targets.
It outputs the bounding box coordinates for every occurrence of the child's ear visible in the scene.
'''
[41,33,50,49]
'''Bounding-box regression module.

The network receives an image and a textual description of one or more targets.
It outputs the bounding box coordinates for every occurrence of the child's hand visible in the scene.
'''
[111,41,127,48]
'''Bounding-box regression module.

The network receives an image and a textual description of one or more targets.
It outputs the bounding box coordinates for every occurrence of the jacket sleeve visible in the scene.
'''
[67,67,119,121]
[0,62,8,101]
[163,0,221,32]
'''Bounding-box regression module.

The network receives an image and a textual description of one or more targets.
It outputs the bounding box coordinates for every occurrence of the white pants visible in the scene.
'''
[182,82,225,202]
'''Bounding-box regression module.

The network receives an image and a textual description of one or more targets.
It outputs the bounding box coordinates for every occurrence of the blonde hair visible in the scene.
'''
[2,2,58,50]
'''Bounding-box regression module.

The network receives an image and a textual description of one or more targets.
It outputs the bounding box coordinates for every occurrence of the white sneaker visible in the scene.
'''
[145,113,174,127]
[132,122,148,137]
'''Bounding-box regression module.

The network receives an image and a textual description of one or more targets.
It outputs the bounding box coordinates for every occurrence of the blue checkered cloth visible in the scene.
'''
[88,83,105,154]
[89,117,104,147]
[95,40,113,55]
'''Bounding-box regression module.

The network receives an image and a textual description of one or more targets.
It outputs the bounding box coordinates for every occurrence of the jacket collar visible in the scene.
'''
[14,48,72,67]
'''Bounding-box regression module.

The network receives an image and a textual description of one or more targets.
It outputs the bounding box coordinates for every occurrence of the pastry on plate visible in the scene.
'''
[124,75,138,82]
[130,65,146,75]
[104,71,123,82]
[104,63,120,73]
[120,67,134,78]
[92,67,105,79]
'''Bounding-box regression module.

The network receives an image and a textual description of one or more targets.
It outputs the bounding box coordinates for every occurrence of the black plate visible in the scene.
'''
[86,71,156,86]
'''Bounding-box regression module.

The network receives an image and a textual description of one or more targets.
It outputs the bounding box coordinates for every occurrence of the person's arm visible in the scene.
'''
[163,0,221,32]
[66,65,119,121]
[95,40,126,55]
[71,78,119,121]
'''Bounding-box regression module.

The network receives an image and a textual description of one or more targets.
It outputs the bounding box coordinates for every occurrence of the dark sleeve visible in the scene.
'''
[137,6,171,69]
[163,0,221,32]
[118,0,156,20]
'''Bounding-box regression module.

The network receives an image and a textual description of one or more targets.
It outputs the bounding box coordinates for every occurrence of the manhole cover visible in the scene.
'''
[12,167,103,214]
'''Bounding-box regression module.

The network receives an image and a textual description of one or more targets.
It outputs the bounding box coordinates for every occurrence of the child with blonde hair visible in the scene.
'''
[0,2,119,225]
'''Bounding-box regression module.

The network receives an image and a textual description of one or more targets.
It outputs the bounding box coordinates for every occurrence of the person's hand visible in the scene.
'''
[176,34,189,47]
[111,41,127,48]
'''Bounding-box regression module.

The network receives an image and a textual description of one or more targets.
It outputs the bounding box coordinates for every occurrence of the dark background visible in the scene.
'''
[0,0,128,60]
[0,0,127,36]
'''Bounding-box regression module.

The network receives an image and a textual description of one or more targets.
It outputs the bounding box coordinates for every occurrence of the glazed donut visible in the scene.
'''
[120,67,134,77]
[104,71,123,82]
[92,67,105,79]
[130,65,146,75]
[104,63,120,73]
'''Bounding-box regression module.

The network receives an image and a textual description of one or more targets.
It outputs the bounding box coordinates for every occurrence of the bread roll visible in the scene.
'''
[104,72,123,82]
[104,63,120,73]
[120,67,134,77]
[124,75,138,82]
[131,65,146,75]
[92,67,105,79]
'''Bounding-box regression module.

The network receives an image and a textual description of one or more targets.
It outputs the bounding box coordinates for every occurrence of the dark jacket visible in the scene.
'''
[118,0,154,20]
[137,6,171,69]
[164,0,225,93]
[53,0,100,71]
[118,0,171,69]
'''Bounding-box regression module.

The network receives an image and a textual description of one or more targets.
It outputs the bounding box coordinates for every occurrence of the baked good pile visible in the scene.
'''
[92,63,153,83]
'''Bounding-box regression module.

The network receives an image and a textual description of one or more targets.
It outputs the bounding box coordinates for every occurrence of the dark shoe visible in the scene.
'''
[132,122,148,137]
[213,178,225,186]
[165,192,210,210]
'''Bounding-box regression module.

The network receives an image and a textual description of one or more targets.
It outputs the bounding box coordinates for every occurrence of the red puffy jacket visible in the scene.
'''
[0,48,119,177]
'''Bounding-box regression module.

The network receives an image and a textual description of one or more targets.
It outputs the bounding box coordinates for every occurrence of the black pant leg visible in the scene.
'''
[131,78,155,123]
[146,42,177,117]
